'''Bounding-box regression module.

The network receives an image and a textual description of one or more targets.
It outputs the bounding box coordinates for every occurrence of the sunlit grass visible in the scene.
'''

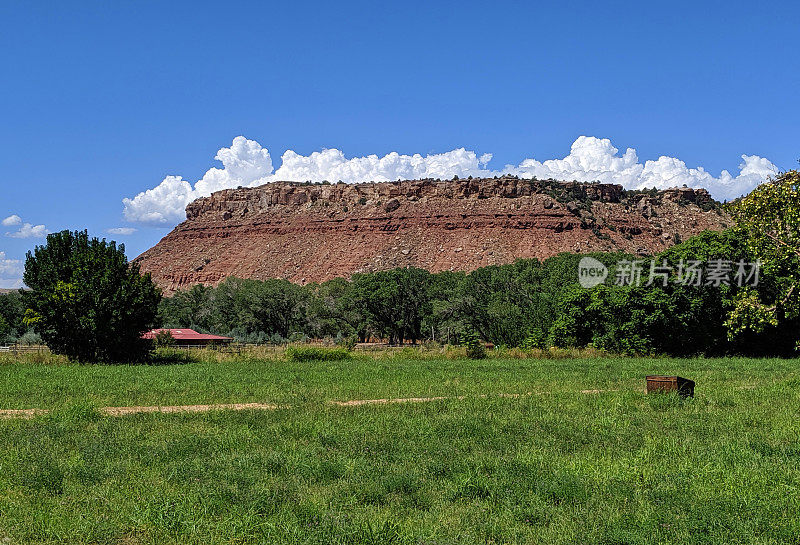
[0,354,798,543]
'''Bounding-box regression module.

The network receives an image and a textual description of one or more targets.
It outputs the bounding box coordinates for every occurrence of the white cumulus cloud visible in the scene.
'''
[122,135,780,226]
[2,215,22,227]
[274,147,489,185]
[506,137,780,201]
[107,227,137,236]
[6,223,48,239]
[3,216,48,239]
[194,136,273,195]
[0,252,22,276]
[0,251,23,289]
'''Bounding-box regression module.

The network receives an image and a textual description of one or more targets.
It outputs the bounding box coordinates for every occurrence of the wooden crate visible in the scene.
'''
[646,375,695,398]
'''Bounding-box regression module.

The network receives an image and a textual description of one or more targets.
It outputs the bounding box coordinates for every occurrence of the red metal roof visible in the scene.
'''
[142,328,233,341]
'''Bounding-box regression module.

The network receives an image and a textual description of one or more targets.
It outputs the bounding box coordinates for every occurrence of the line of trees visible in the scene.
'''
[2,171,798,360]
[155,171,800,357]
[153,228,797,357]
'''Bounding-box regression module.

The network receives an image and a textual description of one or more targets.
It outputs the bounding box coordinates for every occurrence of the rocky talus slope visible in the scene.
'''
[135,177,731,293]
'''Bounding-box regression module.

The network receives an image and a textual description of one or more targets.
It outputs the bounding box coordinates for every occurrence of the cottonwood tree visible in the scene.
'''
[23,230,161,361]
[0,290,24,343]
[727,170,800,348]
[350,268,432,345]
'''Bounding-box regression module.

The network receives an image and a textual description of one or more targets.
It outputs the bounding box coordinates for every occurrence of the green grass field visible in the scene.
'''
[1,352,799,544]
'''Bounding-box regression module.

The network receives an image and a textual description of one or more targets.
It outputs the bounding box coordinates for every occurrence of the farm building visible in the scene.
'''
[142,328,233,347]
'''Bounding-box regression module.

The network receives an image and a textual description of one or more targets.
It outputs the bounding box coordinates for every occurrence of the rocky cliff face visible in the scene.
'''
[135,177,731,293]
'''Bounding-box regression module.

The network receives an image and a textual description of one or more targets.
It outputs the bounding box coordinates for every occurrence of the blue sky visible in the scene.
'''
[1,0,798,287]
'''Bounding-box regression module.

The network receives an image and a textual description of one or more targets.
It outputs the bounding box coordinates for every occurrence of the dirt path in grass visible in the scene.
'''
[328,392,546,406]
[0,403,283,419]
[0,408,49,419]
[329,390,616,406]
[0,390,618,419]
[102,402,282,416]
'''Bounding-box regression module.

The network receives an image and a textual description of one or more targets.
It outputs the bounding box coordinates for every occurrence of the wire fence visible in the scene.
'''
[0,344,49,354]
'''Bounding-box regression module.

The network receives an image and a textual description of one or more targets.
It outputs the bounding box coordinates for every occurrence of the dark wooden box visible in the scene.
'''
[646,375,695,397]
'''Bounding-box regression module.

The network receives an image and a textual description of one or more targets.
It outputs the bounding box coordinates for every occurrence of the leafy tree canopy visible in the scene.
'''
[23,230,161,362]
[0,290,25,344]
[727,170,800,347]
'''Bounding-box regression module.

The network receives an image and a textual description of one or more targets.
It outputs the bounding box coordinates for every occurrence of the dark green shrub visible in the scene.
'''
[462,331,486,360]
[148,347,197,365]
[153,330,176,348]
[521,328,547,350]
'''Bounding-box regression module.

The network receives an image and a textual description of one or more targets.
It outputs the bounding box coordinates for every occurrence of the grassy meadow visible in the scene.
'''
[0,350,799,544]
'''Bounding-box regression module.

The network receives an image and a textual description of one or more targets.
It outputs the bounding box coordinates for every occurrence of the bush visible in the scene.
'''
[16,330,42,346]
[148,347,197,365]
[462,331,486,360]
[337,335,358,350]
[153,330,176,348]
[521,328,547,350]
[286,346,352,362]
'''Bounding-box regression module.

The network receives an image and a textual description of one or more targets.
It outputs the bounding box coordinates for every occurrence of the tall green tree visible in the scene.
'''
[306,278,359,339]
[350,268,432,344]
[245,278,310,338]
[549,229,796,356]
[0,290,25,343]
[158,284,212,330]
[727,170,800,349]
[23,230,161,361]
[424,270,465,345]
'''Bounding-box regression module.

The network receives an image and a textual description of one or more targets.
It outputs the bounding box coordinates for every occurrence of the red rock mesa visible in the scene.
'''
[135,177,730,293]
